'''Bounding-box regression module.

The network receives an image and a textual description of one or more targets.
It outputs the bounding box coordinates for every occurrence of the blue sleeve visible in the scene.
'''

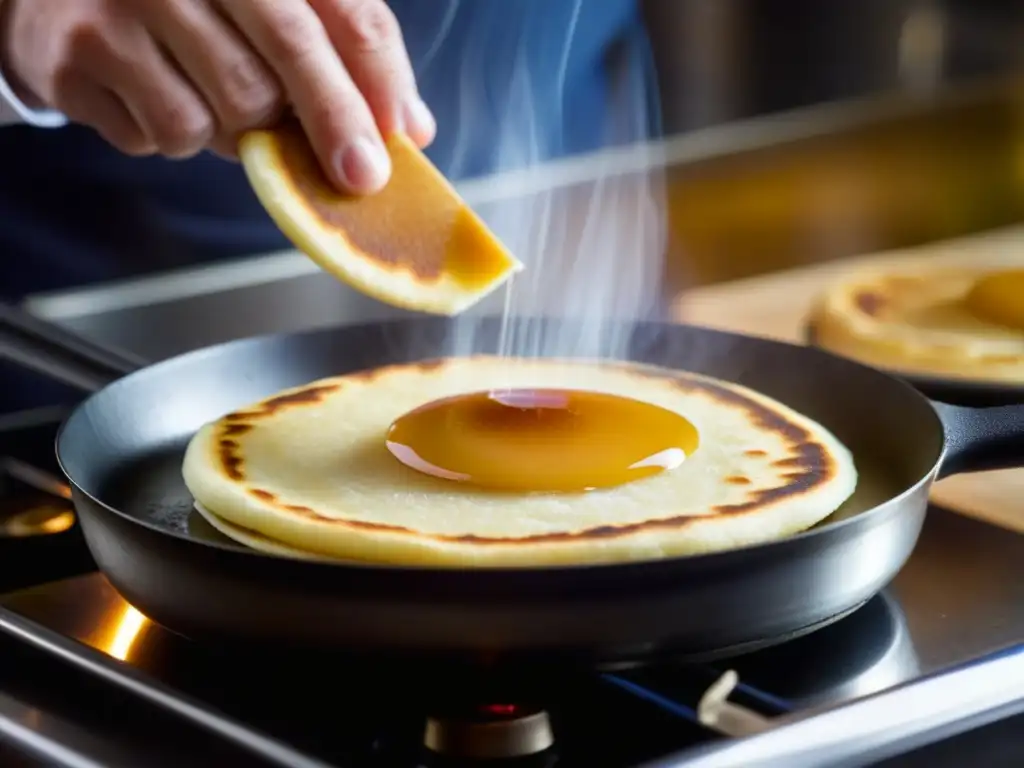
[392,0,653,179]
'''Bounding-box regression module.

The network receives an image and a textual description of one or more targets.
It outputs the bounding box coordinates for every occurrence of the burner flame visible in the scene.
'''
[107,605,148,661]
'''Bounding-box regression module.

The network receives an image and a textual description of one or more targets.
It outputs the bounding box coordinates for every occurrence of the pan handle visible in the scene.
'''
[933,401,1024,478]
[0,301,145,392]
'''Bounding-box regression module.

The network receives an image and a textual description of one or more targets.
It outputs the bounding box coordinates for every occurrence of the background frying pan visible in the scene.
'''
[805,322,1024,407]
[5,308,1024,666]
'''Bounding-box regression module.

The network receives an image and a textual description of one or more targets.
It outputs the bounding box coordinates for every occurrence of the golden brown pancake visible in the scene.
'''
[239,123,522,315]
[182,358,857,567]
[811,254,1024,383]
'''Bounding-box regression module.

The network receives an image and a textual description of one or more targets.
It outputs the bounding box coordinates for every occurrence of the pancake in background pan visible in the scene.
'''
[182,357,857,567]
[239,123,522,315]
[810,255,1024,383]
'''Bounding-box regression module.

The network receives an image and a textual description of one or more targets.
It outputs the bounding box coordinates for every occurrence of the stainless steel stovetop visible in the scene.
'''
[1,423,1023,768]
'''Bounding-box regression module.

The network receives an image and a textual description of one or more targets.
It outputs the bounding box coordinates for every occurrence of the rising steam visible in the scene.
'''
[411,1,666,364]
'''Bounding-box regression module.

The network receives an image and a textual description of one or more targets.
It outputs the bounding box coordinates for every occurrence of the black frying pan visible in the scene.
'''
[5,309,1024,666]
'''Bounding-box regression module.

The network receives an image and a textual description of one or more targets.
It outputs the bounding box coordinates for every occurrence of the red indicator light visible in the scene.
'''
[482,703,519,718]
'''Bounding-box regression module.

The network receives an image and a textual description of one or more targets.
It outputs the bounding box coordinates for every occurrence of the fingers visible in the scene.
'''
[72,16,213,158]
[221,0,392,193]
[309,0,435,147]
[53,74,154,156]
[9,0,430,189]
[146,0,283,152]
[207,134,243,160]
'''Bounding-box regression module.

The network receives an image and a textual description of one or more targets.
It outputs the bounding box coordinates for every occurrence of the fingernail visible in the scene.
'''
[337,137,391,193]
[403,96,436,144]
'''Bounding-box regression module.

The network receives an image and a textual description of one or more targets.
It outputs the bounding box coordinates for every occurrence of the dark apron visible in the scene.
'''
[0,0,652,410]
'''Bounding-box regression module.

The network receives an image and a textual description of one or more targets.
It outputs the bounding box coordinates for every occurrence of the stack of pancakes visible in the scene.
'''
[183,357,858,567]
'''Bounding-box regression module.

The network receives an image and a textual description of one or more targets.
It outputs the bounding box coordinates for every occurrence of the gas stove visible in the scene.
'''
[0,412,1023,767]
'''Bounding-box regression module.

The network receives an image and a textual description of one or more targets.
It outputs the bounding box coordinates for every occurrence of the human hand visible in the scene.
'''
[0,0,435,193]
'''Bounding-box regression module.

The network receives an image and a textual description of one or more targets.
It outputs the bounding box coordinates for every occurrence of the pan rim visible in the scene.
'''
[804,320,1024,397]
[54,318,948,577]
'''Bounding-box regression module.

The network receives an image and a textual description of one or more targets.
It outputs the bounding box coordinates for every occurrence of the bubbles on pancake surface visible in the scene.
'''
[385,389,699,492]
[965,270,1024,331]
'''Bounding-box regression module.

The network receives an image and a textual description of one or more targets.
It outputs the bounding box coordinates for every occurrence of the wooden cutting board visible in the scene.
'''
[672,225,1024,534]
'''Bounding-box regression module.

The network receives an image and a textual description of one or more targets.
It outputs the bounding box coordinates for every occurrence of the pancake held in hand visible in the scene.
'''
[239,123,522,315]
[182,358,857,567]
[811,257,1024,383]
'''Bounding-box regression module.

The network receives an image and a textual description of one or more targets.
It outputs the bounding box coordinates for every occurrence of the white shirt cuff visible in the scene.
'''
[0,65,67,127]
